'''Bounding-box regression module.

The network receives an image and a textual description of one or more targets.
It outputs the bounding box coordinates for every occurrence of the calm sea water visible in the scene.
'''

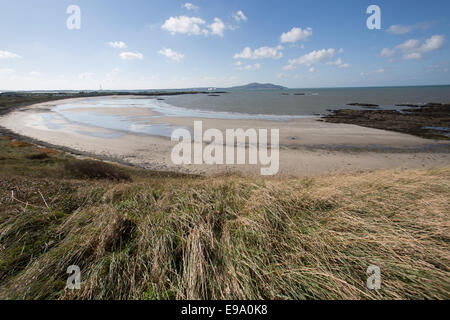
[25,85,450,138]
[164,85,450,116]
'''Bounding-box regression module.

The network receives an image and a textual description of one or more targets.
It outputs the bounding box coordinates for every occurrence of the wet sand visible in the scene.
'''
[0,96,449,176]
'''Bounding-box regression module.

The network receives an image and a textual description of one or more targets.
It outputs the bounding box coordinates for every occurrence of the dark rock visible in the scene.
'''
[347,103,380,107]
[323,103,450,140]
[395,103,421,108]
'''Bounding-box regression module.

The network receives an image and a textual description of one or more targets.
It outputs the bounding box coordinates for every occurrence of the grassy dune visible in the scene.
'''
[0,135,448,299]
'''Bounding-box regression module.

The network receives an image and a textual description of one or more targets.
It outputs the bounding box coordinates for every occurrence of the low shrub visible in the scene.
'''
[64,159,131,181]
[26,152,50,160]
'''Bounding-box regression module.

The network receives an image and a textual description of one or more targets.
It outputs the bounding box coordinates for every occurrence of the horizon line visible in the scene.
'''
[1,83,450,93]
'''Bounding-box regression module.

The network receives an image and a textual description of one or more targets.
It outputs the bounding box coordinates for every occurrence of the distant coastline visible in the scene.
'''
[2,83,450,94]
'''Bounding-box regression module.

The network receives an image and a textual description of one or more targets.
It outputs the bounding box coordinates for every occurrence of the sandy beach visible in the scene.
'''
[0,96,449,176]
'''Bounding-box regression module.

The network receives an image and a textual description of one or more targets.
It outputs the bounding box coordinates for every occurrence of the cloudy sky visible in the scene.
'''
[0,0,449,90]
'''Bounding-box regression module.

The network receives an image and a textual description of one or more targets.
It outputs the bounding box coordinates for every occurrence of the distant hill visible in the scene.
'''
[225,83,288,91]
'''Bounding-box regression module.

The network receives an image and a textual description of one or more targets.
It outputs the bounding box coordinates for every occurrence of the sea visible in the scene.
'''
[18,85,450,138]
[162,85,450,116]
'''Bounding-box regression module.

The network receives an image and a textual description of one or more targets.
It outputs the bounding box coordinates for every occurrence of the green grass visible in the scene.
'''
[0,135,449,299]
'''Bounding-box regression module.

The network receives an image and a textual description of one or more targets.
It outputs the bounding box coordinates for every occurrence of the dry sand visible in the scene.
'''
[0,96,449,176]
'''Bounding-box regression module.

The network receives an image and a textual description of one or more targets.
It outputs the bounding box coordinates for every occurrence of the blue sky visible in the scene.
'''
[0,0,449,90]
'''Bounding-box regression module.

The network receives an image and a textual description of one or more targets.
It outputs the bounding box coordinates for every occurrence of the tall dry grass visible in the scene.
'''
[0,167,449,299]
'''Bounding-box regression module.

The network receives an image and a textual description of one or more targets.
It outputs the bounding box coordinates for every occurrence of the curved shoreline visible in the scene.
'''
[1,95,449,177]
[0,96,153,169]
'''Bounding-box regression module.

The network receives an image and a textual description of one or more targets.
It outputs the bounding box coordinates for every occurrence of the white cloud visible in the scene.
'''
[285,48,335,70]
[119,51,144,60]
[403,52,422,60]
[396,39,421,52]
[162,16,206,35]
[421,35,445,52]
[381,35,445,60]
[326,57,342,66]
[0,68,14,75]
[183,3,198,11]
[386,24,413,35]
[233,10,248,22]
[280,27,312,43]
[233,45,284,59]
[338,48,344,53]
[0,50,21,59]
[326,57,350,68]
[162,16,227,37]
[309,67,315,73]
[29,71,41,76]
[294,48,335,66]
[209,18,226,37]
[158,48,184,62]
[108,41,127,49]
[386,22,434,35]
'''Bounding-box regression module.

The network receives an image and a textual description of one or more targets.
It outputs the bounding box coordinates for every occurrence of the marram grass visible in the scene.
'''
[0,135,448,299]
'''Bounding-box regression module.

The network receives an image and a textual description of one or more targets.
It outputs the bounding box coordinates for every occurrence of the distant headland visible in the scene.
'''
[224,83,288,91]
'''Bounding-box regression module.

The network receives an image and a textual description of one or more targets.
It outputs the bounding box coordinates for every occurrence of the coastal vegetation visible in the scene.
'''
[0,94,448,300]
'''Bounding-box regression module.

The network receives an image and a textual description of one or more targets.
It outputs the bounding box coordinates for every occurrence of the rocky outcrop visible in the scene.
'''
[324,103,450,140]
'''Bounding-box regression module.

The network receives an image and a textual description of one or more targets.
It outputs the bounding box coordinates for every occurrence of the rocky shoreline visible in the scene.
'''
[323,103,450,140]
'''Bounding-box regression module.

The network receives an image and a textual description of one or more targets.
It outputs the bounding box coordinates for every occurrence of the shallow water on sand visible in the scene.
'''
[33,96,317,137]
[26,85,450,138]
